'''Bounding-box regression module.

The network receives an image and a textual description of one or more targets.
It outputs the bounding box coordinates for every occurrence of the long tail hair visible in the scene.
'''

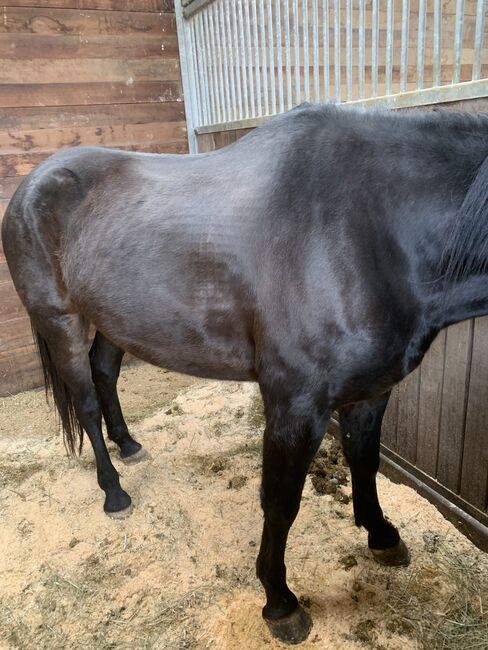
[31,325,84,455]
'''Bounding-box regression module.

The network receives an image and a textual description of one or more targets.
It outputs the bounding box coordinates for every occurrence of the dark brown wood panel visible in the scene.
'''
[460,318,488,510]
[0,1,185,396]
[395,367,420,464]
[436,320,473,493]
[415,330,446,475]
[0,81,182,108]
[4,1,174,11]
[0,7,176,35]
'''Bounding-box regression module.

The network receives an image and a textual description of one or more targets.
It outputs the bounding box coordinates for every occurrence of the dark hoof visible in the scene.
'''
[264,605,313,645]
[371,539,410,566]
[104,489,132,518]
[120,446,148,465]
[105,504,133,520]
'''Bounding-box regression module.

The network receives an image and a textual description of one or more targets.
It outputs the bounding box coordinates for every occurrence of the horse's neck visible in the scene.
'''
[429,274,488,329]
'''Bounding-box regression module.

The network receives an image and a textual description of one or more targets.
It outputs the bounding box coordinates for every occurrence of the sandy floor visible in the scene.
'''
[0,364,487,650]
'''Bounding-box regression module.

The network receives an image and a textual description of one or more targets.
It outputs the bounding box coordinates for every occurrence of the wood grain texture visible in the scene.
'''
[0,1,186,396]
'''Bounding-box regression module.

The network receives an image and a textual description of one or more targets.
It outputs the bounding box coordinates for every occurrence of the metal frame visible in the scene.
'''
[176,0,488,152]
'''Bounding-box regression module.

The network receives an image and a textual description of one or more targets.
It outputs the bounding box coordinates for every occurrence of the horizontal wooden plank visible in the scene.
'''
[0,33,179,59]
[0,176,22,201]
[0,345,42,397]
[0,81,182,108]
[0,287,25,321]
[0,315,35,353]
[0,101,185,131]
[0,7,176,35]
[0,120,187,154]
[0,138,189,177]
[0,58,180,84]
[2,1,174,12]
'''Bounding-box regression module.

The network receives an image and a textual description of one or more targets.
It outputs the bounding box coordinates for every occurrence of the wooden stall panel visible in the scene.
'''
[0,0,186,395]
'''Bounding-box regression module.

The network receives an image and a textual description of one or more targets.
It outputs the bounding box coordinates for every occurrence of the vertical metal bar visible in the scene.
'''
[203,9,217,123]
[346,0,352,100]
[197,12,211,126]
[473,0,485,80]
[303,0,310,101]
[313,0,320,102]
[174,1,198,152]
[334,0,341,101]
[400,0,410,92]
[385,0,394,96]
[213,2,226,123]
[323,0,330,100]
[453,0,464,84]
[259,0,269,114]
[238,0,249,118]
[267,0,277,114]
[417,0,426,89]
[433,0,442,86]
[284,0,293,109]
[276,0,284,112]
[358,0,365,99]
[245,0,256,117]
[188,19,204,126]
[293,0,300,103]
[252,0,263,115]
[232,0,244,119]
[219,0,231,123]
[225,0,238,121]
[371,0,378,96]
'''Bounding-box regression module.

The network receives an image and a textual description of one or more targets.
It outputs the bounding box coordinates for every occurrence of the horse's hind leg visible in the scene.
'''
[90,332,146,463]
[256,381,330,644]
[339,394,410,566]
[32,313,132,517]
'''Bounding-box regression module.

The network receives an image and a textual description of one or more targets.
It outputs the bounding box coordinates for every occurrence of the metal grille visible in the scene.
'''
[176,0,488,151]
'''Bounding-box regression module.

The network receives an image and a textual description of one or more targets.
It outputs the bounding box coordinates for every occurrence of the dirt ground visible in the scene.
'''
[0,364,487,650]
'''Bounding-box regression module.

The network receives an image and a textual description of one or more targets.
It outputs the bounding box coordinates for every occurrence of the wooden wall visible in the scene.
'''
[0,0,187,396]
[196,101,488,548]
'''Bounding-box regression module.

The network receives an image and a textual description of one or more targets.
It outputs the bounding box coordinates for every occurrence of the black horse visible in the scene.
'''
[3,104,488,643]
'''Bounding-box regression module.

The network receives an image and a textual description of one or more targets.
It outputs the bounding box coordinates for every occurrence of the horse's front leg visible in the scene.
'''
[256,386,330,645]
[339,393,410,566]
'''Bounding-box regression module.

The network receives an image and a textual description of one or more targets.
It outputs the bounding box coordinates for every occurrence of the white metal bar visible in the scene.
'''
[203,8,218,123]
[212,2,226,123]
[323,0,330,101]
[303,0,310,101]
[252,0,263,115]
[473,0,485,81]
[267,0,277,114]
[433,0,442,87]
[358,0,365,99]
[232,0,244,119]
[276,0,284,112]
[195,79,488,135]
[371,0,378,96]
[293,0,300,104]
[197,12,212,126]
[174,1,198,152]
[400,0,410,93]
[312,0,320,102]
[224,0,238,121]
[284,0,293,109]
[334,0,341,101]
[417,0,426,90]
[453,0,464,84]
[259,0,269,114]
[244,0,256,117]
[189,20,204,128]
[346,0,352,101]
[385,0,394,96]
[219,0,231,123]
[238,0,249,118]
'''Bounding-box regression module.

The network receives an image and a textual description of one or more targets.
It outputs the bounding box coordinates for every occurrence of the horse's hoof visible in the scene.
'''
[105,504,133,520]
[370,539,410,566]
[264,605,313,645]
[120,446,148,465]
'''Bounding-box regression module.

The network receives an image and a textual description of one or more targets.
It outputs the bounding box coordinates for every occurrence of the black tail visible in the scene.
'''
[32,325,84,455]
